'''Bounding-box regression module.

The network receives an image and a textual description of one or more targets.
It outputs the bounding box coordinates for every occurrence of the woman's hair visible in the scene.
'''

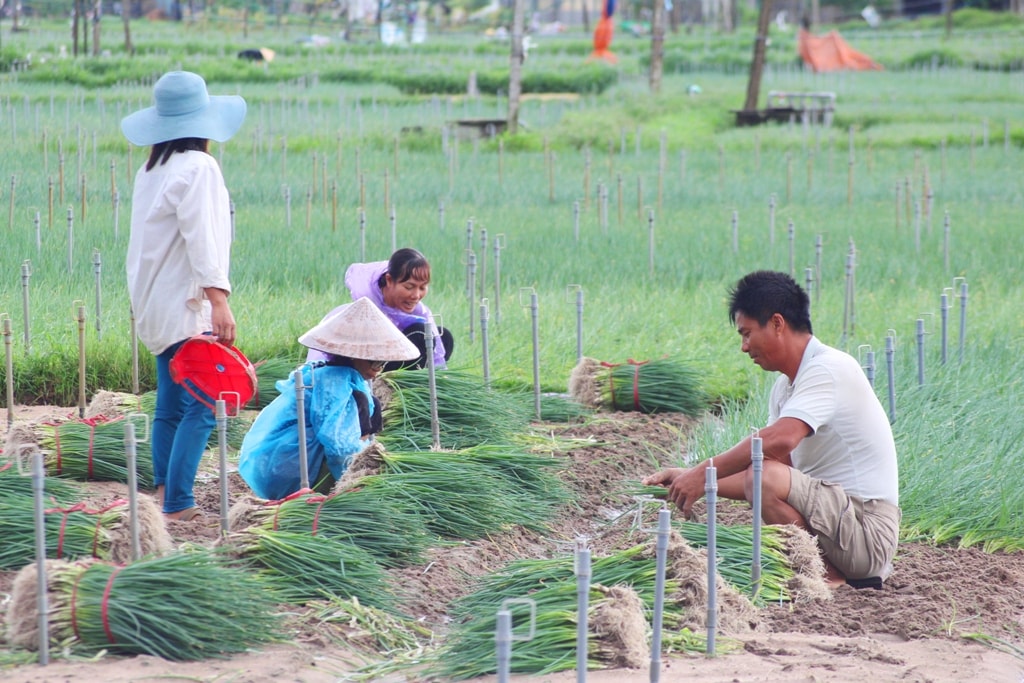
[377,247,430,288]
[728,270,813,334]
[145,137,210,171]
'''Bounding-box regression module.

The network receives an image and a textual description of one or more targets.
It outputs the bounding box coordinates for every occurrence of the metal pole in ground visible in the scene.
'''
[649,507,670,682]
[958,280,968,364]
[569,285,584,365]
[92,250,102,340]
[575,540,591,683]
[124,420,142,561]
[480,301,490,387]
[495,608,511,683]
[916,318,926,387]
[940,291,950,365]
[885,334,896,424]
[21,260,31,352]
[76,304,86,418]
[467,251,476,345]
[751,435,764,599]
[3,317,13,428]
[706,460,718,656]
[31,451,50,665]
[216,399,230,535]
[425,328,440,451]
[294,368,310,490]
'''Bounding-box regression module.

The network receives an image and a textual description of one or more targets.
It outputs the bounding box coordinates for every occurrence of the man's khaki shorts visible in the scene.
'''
[787,468,901,580]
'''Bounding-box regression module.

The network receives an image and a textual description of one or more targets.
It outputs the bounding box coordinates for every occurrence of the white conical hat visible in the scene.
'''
[298,297,420,361]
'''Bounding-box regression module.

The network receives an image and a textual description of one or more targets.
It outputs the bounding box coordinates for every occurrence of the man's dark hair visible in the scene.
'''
[728,270,812,334]
[146,137,209,171]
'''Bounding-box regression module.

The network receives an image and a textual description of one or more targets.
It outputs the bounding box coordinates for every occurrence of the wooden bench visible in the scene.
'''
[452,118,508,140]
[734,91,836,128]
[765,91,836,127]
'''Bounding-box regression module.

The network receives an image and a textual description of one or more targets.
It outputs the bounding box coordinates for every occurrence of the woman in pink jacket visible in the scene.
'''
[307,248,454,371]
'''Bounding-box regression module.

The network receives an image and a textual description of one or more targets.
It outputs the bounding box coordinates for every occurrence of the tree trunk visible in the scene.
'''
[507,0,527,134]
[742,0,772,112]
[92,0,102,56]
[944,0,953,38]
[73,0,81,56]
[649,0,665,94]
[122,8,134,55]
[581,0,590,34]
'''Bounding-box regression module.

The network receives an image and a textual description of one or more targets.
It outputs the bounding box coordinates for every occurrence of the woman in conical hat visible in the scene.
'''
[121,70,247,522]
[238,298,418,501]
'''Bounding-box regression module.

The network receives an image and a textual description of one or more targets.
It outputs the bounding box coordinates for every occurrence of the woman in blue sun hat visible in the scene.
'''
[121,71,247,521]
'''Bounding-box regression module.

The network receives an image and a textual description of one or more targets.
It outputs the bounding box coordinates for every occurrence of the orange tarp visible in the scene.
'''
[798,28,883,72]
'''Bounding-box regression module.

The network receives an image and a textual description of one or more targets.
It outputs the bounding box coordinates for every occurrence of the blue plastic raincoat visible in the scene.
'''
[238,364,376,500]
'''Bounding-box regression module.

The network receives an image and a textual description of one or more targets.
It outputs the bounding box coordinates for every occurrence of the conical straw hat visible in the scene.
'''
[298,297,420,361]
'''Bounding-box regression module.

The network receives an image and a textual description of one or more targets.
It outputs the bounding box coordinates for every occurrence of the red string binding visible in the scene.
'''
[100,566,124,644]
[627,359,650,412]
[263,488,313,530]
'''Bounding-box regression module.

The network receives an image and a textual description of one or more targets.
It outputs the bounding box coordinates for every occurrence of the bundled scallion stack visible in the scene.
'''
[231,527,398,609]
[376,368,532,450]
[238,488,433,568]
[432,540,738,680]
[5,551,281,660]
[569,356,708,416]
[0,493,171,570]
[353,445,568,539]
[27,416,155,487]
[0,461,82,504]
[251,356,302,409]
[85,389,251,450]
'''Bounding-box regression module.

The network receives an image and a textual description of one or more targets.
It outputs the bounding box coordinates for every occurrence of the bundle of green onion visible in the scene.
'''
[357,446,567,538]
[0,493,170,570]
[252,356,302,410]
[0,461,82,504]
[86,389,251,451]
[570,357,708,416]
[6,551,281,660]
[249,488,433,568]
[377,368,532,450]
[679,521,800,604]
[433,545,712,680]
[36,417,154,487]
[232,528,398,610]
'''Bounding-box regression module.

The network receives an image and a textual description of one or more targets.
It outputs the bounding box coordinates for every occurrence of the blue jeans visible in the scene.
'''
[153,340,215,514]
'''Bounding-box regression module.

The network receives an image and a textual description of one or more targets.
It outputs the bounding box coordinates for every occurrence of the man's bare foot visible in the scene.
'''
[823,560,847,588]
[154,484,165,506]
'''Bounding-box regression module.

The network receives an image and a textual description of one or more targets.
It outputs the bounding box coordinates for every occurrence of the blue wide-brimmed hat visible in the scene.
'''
[120,71,247,146]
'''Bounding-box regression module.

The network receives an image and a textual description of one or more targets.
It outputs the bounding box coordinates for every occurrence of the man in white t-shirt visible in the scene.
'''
[644,270,900,588]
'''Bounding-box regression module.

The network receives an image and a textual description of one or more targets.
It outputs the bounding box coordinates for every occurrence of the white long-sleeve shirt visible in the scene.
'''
[126,150,233,355]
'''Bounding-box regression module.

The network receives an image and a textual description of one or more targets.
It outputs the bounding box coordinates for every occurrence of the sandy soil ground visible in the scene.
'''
[2,403,1023,683]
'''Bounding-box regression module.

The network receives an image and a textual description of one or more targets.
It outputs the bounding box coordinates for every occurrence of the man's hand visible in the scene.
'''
[643,466,706,519]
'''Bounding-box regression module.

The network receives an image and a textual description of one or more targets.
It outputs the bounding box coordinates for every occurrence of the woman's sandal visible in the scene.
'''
[164,506,203,522]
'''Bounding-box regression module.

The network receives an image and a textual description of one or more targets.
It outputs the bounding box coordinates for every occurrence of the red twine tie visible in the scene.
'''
[264,488,313,530]
[627,358,650,412]
[100,565,124,644]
